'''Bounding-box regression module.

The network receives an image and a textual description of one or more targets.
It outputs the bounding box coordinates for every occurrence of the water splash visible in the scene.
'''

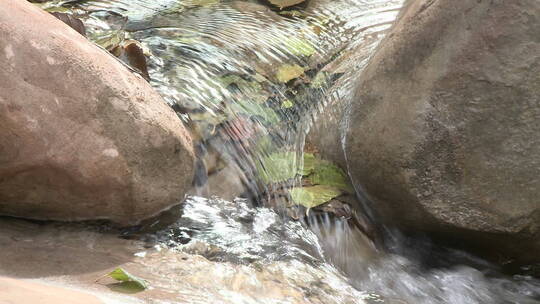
[35,0,540,303]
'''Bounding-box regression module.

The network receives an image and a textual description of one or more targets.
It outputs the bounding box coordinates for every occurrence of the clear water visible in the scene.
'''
[135,197,540,304]
[36,0,540,303]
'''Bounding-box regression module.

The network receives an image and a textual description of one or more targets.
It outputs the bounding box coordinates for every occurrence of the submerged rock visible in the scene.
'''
[0,1,195,225]
[345,0,540,262]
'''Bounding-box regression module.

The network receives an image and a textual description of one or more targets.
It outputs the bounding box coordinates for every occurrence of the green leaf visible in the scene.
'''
[301,154,354,192]
[289,185,343,208]
[283,37,315,57]
[301,153,317,176]
[281,99,294,109]
[278,10,306,18]
[257,152,298,184]
[91,31,125,52]
[107,282,147,294]
[107,268,148,292]
[184,0,220,7]
[309,161,353,193]
[310,72,328,89]
[276,64,304,83]
[230,101,279,125]
[217,75,266,103]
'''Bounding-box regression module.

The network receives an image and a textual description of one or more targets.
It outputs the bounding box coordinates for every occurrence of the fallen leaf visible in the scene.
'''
[230,100,279,125]
[309,161,353,193]
[279,10,306,18]
[93,30,125,51]
[184,0,220,7]
[119,40,150,80]
[289,185,343,208]
[301,153,317,176]
[282,37,315,57]
[310,71,328,88]
[276,64,304,83]
[107,268,148,292]
[281,99,294,108]
[257,152,298,184]
[50,12,86,37]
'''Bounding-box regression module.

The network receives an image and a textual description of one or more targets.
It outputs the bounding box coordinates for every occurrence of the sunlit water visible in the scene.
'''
[36,0,540,303]
[134,196,539,304]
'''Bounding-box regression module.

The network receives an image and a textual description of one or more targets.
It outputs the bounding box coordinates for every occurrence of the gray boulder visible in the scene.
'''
[0,0,195,225]
[345,0,540,262]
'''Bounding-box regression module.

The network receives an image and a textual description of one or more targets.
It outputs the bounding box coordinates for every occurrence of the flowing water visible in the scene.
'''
[36,0,540,303]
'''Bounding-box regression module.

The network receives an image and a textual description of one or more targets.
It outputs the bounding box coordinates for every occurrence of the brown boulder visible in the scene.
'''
[306,100,348,171]
[0,1,194,225]
[0,277,106,304]
[345,0,540,262]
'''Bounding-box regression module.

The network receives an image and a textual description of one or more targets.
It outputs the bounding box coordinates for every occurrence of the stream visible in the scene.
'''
[35,0,540,303]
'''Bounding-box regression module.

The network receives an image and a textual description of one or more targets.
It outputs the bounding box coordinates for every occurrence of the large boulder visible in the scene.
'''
[306,100,348,171]
[0,1,195,225]
[345,0,540,262]
[0,277,108,304]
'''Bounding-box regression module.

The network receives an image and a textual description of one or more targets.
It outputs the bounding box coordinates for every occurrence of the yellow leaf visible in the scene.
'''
[276,64,304,83]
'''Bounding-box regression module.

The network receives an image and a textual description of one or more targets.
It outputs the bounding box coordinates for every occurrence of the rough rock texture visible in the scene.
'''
[0,217,373,304]
[0,0,194,225]
[306,100,348,171]
[345,0,540,262]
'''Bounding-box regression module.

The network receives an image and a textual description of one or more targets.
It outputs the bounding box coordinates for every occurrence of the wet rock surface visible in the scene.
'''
[4,1,540,303]
[345,0,540,263]
[0,0,195,225]
[0,213,374,304]
[0,277,113,304]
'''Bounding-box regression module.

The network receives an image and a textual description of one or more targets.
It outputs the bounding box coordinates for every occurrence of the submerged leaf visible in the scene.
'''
[301,153,317,176]
[276,64,304,83]
[300,153,354,192]
[92,30,125,52]
[310,72,328,89]
[278,10,306,18]
[107,268,148,292]
[218,74,266,103]
[230,101,279,125]
[283,37,316,57]
[257,152,298,184]
[289,185,343,208]
[281,99,294,109]
[184,0,220,7]
[309,161,353,193]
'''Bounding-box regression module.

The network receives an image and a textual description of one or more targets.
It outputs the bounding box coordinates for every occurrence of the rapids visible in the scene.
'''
[33,0,540,303]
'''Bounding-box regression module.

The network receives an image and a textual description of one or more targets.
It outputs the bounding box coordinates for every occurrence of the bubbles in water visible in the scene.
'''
[151,196,325,265]
[36,0,540,303]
